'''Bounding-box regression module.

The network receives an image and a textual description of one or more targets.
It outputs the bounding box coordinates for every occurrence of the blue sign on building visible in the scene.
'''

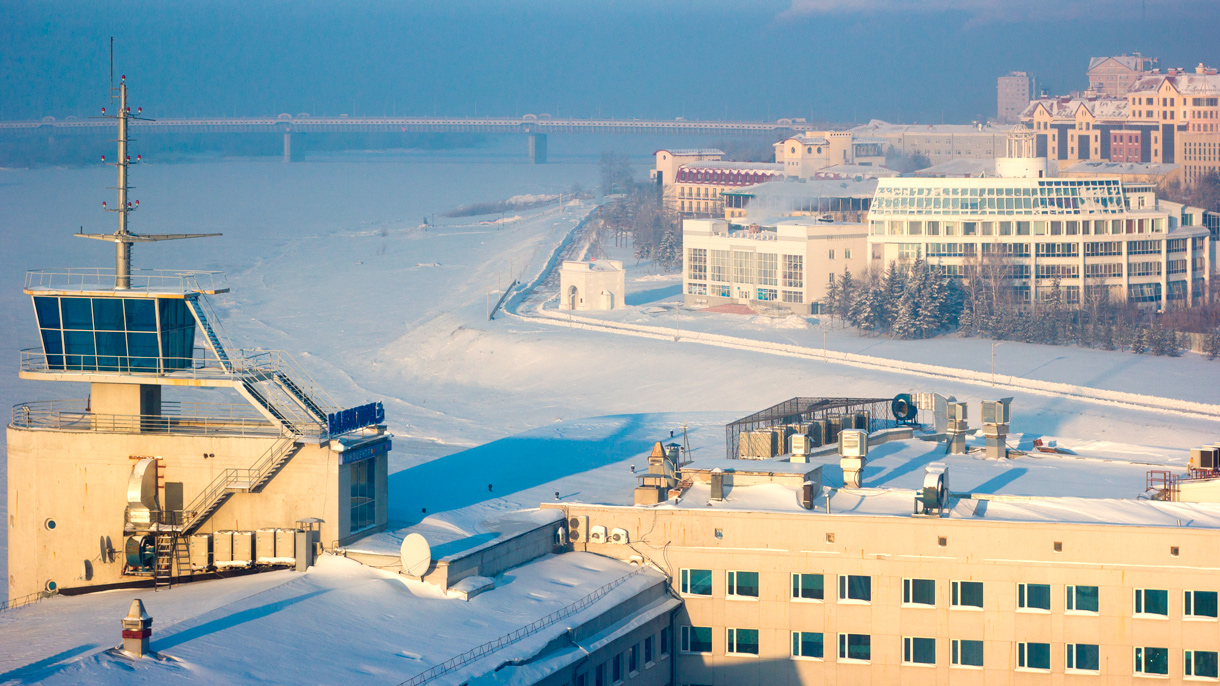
[338,438,391,465]
[327,401,385,436]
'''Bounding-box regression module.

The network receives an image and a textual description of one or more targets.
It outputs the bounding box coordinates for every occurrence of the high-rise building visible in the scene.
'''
[997,72,1035,123]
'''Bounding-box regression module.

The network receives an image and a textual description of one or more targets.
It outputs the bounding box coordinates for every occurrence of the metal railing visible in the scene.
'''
[24,268,229,294]
[397,568,645,686]
[0,589,57,613]
[180,435,298,534]
[11,400,286,438]
[21,348,240,380]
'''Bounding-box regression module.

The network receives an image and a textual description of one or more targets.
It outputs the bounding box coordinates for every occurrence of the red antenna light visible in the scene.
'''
[126,155,130,162]
[102,201,107,208]
[136,154,141,162]
[134,200,139,207]
[121,75,126,80]
[127,202,132,208]
[101,155,106,162]
[101,107,106,114]
[137,107,142,114]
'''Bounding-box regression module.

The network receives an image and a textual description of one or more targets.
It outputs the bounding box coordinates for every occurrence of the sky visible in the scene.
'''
[0,0,1218,125]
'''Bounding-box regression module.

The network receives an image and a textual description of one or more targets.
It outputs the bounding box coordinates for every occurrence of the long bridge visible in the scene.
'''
[0,114,819,163]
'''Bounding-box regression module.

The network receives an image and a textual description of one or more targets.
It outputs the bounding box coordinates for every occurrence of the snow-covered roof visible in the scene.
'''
[680,161,783,172]
[813,164,898,179]
[1128,72,1220,95]
[914,158,997,178]
[1064,161,1179,176]
[655,148,724,156]
[850,120,1013,135]
[722,177,879,199]
[1089,55,1151,72]
[1021,97,1128,121]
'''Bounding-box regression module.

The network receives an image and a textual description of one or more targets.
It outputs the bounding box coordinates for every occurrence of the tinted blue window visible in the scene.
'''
[124,299,156,331]
[159,299,196,369]
[63,330,96,369]
[33,297,60,329]
[61,298,93,330]
[92,298,125,330]
[127,332,159,371]
[40,329,64,369]
[95,331,127,371]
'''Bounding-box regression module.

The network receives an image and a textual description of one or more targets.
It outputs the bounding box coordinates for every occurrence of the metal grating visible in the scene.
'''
[726,397,894,459]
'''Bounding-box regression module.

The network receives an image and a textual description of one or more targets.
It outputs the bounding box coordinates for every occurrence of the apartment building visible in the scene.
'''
[997,71,1034,123]
[682,216,867,315]
[1087,54,1157,97]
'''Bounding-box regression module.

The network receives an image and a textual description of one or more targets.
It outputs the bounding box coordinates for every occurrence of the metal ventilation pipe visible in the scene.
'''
[801,480,815,510]
[710,469,725,501]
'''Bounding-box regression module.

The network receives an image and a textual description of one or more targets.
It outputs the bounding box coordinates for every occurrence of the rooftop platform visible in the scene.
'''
[24,268,229,297]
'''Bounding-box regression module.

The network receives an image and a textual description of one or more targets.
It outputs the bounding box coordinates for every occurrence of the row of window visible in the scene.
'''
[690,248,806,288]
[872,217,1168,237]
[572,627,669,686]
[680,627,1219,677]
[679,569,1220,618]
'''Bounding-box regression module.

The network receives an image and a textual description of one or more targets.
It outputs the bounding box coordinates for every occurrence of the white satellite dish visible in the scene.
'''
[400,533,432,577]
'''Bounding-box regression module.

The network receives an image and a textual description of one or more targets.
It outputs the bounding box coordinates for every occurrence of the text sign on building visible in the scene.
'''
[327,401,385,436]
[339,438,391,465]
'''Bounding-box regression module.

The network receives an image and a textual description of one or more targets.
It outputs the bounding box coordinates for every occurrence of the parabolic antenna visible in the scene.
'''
[400,533,432,577]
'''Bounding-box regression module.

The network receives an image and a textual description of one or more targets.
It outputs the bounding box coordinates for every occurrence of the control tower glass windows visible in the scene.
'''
[32,295,195,373]
[159,299,195,370]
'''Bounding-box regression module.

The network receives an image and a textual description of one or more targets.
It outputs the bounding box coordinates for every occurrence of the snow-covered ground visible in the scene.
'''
[2,149,1219,680]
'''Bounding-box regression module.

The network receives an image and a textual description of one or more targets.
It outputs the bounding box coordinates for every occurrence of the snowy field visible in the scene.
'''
[2,143,1220,680]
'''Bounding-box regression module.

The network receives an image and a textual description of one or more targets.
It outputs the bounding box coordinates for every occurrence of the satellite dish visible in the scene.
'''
[400,533,432,577]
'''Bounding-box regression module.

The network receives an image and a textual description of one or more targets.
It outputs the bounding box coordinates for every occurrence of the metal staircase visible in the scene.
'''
[273,371,329,425]
[185,294,233,373]
[239,380,301,435]
[180,436,301,537]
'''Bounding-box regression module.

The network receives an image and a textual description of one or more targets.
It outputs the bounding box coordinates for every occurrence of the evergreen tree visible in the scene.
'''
[822,275,840,324]
[1205,331,1220,361]
[1132,327,1148,354]
[836,268,856,324]
[892,290,920,339]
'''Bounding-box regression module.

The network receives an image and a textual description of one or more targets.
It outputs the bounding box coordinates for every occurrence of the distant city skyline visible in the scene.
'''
[0,0,1217,124]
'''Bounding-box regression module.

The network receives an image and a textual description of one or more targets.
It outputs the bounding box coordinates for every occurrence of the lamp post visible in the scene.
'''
[991,341,1004,387]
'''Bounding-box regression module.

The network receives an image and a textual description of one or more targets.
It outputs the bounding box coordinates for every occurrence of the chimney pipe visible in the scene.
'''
[121,599,153,658]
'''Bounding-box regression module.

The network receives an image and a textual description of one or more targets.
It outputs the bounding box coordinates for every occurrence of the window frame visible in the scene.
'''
[726,628,760,657]
[791,631,824,661]
[951,580,983,610]
[837,633,871,664]
[679,625,713,655]
[1066,584,1100,615]
[791,573,824,603]
[1066,643,1100,674]
[1017,641,1052,672]
[1135,588,1170,619]
[1018,582,1052,613]
[838,574,872,604]
[1185,649,1220,680]
[902,578,936,608]
[726,570,760,601]
[1185,590,1219,621]
[1135,646,1170,677]
[902,637,936,666]
[951,639,984,669]
[679,568,713,597]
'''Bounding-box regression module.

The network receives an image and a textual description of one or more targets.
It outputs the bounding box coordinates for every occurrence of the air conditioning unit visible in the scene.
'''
[256,528,278,565]
[610,528,629,545]
[213,530,236,567]
[839,429,868,458]
[568,516,588,543]
[231,531,254,568]
[188,533,212,572]
[589,525,607,544]
[915,463,950,515]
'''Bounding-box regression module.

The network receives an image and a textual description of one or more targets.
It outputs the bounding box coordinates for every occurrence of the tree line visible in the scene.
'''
[823,257,1220,360]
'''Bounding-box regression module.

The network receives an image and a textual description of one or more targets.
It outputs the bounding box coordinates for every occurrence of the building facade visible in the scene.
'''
[851,121,1013,165]
[560,259,627,311]
[865,174,1212,308]
[1087,54,1157,97]
[997,71,1034,124]
[682,217,867,315]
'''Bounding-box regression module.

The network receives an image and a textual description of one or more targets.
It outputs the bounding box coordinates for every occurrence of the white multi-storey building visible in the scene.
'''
[683,217,867,315]
[865,143,1212,308]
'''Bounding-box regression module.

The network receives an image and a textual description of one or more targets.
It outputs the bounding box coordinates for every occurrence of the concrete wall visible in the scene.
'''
[426,517,562,590]
[560,261,627,311]
[6,425,388,598]
[548,503,1220,684]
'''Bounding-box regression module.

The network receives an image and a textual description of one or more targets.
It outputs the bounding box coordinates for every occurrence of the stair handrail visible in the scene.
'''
[186,291,240,373]
[267,350,339,415]
[180,436,298,535]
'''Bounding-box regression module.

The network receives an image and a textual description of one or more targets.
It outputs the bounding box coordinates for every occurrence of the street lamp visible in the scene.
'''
[991,341,1004,387]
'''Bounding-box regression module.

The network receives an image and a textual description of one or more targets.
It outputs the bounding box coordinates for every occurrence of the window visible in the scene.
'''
[733,251,754,284]
[660,627,670,657]
[644,636,654,665]
[1186,591,1218,619]
[1135,647,1169,675]
[903,579,935,607]
[726,628,759,656]
[952,639,984,668]
[680,569,712,596]
[782,254,803,288]
[709,250,730,283]
[838,634,870,663]
[839,575,871,603]
[828,249,836,260]
[1067,585,1099,613]
[757,253,778,287]
[727,571,759,599]
[1186,650,1220,679]
[612,653,622,684]
[594,662,605,686]
[1067,643,1100,673]
[792,632,823,660]
[349,458,377,534]
[903,637,936,665]
[680,626,712,654]
[627,644,638,674]
[792,573,824,601]
[951,581,983,609]
[1018,583,1051,611]
[845,249,853,259]
[1136,589,1169,617]
[687,248,707,281]
[1017,642,1051,671]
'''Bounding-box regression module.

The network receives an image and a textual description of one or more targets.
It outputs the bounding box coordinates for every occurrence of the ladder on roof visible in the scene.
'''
[154,534,175,590]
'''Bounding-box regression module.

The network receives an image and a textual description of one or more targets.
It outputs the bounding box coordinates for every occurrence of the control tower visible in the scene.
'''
[7,75,390,600]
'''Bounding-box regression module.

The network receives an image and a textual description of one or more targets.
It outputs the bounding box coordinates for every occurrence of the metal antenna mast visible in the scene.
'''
[78,41,220,289]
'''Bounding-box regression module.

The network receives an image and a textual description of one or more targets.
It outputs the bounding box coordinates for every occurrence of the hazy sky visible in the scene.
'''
[2,0,1217,124]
